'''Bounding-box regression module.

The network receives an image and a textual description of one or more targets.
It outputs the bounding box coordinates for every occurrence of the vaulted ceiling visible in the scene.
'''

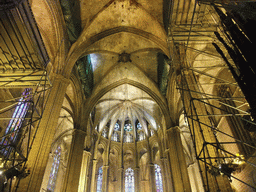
[29,0,234,141]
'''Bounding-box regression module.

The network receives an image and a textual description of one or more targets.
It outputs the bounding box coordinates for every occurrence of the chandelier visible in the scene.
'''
[208,154,246,180]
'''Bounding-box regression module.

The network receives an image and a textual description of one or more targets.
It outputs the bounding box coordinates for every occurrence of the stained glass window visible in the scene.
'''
[124,121,132,132]
[0,89,31,156]
[138,132,145,141]
[47,146,61,192]
[114,122,120,131]
[102,129,108,138]
[124,133,133,143]
[96,166,103,192]
[154,164,163,192]
[111,132,120,142]
[125,168,135,192]
[136,122,142,130]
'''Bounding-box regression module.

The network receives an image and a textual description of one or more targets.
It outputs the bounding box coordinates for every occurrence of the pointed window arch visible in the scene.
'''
[125,167,135,192]
[47,146,61,191]
[114,121,121,131]
[136,122,142,130]
[124,120,133,132]
[154,164,163,192]
[96,166,103,192]
[0,88,31,157]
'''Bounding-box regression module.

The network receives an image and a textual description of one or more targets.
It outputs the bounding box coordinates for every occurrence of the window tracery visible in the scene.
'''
[136,122,142,130]
[111,131,120,142]
[125,167,135,192]
[0,88,31,156]
[96,166,103,192]
[47,146,61,192]
[124,123,133,132]
[114,122,121,131]
[102,129,108,138]
[154,164,163,192]
[124,133,133,143]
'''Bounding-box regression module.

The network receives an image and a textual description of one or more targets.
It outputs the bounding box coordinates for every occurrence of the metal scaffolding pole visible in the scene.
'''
[169,1,256,191]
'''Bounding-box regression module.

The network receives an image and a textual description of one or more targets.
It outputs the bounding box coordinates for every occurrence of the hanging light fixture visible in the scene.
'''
[208,154,246,180]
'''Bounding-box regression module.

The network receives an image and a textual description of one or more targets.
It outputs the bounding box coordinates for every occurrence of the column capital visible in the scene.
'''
[93,159,98,163]
[179,125,190,133]
[103,165,109,169]
[166,126,181,136]
[83,150,92,156]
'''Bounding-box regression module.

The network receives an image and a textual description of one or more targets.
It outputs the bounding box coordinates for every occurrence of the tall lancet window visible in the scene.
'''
[0,88,31,156]
[154,164,163,192]
[125,168,135,192]
[47,146,61,192]
[96,166,103,192]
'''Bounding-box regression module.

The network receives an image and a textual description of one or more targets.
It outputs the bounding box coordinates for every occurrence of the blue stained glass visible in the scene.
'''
[114,122,120,131]
[47,146,61,192]
[136,122,142,130]
[154,164,163,192]
[125,168,135,192]
[97,166,103,192]
[0,89,31,156]
[124,123,132,132]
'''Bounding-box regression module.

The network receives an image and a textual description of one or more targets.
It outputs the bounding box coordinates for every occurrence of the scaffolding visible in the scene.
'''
[0,0,51,190]
[169,0,256,191]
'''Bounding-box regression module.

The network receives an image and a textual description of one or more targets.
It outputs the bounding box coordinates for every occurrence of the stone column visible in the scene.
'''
[134,167,140,192]
[167,126,192,192]
[163,154,174,192]
[118,167,123,192]
[15,74,70,192]
[102,165,109,192]
[60,129,86,192]
[90,159,98,192]
[78,150,91,192]
[149,163,157,192]
[160,158,168,192]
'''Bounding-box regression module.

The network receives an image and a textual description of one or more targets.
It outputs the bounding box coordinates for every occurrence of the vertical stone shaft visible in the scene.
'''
[118,167,124,192]
[167,127,192,192]
[102,165,109,192]
[90,159,98,192]
[61,129,86,191]
[160,158,168,192]
[78,150,91,192]
[134,167,140,192]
